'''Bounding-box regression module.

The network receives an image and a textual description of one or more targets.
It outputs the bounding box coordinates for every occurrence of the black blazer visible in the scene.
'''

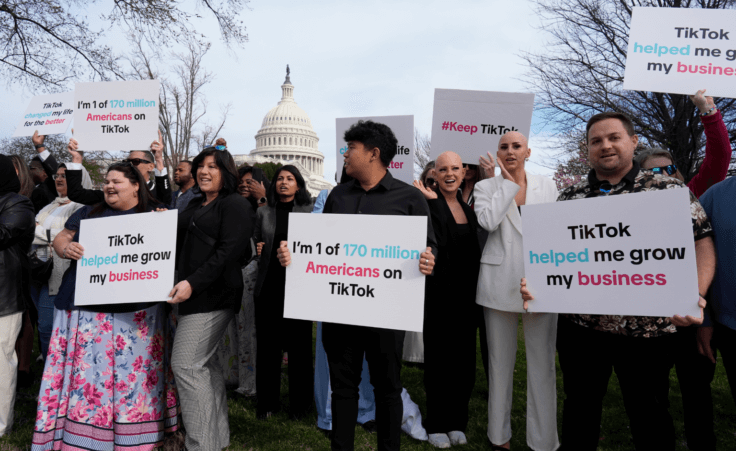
[31,153,59,213]
[67,169,172,206]
[253,201,314,297]
[176,193,255,315]
[426,192,481,290]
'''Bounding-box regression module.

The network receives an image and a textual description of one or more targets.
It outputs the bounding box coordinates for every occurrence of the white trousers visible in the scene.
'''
[485,307,560,451]
[0,312,22,437]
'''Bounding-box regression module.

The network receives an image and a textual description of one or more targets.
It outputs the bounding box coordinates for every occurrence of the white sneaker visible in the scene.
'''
[428,433,452,448]
[447,431,467,445]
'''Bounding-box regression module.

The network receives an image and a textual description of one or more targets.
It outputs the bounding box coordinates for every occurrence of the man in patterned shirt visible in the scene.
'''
[522,112,716,450]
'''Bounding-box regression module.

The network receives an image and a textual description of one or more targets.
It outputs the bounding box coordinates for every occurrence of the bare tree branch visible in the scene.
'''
[522,0,736,183]
[0,0,249,90]
[126,39,230,175]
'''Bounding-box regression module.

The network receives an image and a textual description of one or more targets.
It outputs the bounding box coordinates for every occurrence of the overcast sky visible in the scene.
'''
[0,0,558,180]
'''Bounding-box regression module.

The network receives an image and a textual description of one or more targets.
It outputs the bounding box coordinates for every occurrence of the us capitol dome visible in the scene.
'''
[232,66,332,196]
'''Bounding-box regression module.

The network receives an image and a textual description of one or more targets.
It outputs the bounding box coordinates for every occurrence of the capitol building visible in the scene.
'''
[232,68,332,197]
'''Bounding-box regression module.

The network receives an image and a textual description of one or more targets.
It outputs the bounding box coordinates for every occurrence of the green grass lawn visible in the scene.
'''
[3,320,735,450]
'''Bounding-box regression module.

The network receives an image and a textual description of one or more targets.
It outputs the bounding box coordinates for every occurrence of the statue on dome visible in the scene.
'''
[286,64,290,76]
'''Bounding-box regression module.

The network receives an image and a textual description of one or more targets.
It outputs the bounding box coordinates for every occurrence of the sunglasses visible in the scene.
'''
[214,145,227,151]
[126,158,152,166]
[425,178,437,187]
[52,174,66,180]
[650,164,677,176]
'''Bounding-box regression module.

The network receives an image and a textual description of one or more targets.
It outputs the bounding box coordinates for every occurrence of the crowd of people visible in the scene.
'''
[0,88,734,451]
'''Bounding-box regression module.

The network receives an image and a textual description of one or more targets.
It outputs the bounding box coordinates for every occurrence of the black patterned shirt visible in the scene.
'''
[557,161,713,338]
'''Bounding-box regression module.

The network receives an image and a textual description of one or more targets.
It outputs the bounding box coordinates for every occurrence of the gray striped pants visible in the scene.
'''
[172,309,234,451]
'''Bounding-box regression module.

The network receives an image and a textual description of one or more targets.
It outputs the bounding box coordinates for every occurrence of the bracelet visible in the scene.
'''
[700,106,716,116]
[34,144,45,149]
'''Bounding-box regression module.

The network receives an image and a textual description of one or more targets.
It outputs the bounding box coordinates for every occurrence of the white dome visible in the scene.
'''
[232,66,331,195]
[260,95,314,129]
[250,68,324,176]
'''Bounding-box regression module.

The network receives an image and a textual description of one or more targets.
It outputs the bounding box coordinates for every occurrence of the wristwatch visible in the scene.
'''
[34,144,45,149]
[257,197,267,205]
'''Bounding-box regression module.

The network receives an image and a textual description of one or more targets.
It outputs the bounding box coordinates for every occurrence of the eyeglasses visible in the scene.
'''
[52,174,66,180]
[126,158,152,166]
[650,164,677,176]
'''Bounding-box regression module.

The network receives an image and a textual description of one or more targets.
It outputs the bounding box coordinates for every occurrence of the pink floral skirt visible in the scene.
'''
[32,305,180,450]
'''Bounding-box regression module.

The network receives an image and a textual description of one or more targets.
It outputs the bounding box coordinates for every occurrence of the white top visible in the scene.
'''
[34,201,85,295]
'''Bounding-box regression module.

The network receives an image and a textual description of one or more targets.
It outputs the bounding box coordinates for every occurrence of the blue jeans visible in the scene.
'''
[314,322,375,430]
[30,284,55,360]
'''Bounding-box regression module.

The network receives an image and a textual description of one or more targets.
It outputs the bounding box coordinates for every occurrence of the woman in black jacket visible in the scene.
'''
[414,151,482,447]
[168,147,254,451]
[0,154,35,437]
[253,165,314,420]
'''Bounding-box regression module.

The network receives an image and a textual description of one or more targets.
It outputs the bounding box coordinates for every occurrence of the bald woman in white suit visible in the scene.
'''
[474,132,560,451]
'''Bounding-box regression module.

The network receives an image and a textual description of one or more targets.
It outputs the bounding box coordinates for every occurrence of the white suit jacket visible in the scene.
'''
[474,173,558,312]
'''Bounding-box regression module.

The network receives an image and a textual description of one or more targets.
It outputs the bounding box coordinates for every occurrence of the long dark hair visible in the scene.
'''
[91,162,151,214]
[267,165,310,207]
[192,147,239,198]
[9,155,34,198]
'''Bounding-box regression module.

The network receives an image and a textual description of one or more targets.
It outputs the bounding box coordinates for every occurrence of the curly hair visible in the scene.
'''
[343,120,398,167]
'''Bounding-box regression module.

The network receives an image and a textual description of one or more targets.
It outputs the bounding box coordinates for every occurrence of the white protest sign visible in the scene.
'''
[624,7,736,98]
[522,188,700,317]
[13,92,74,137]
[75,210,177,306]
[73,80,160,151]
[284,214,427,332]
[430,89,534,165]
[336,115,414,184]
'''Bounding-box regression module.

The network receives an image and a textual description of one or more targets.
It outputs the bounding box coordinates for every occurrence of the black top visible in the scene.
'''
[273,200,294,253]
[31,153,59,213]
[176,193,255,315]
[454,222,477,285]
[55,204,156,313]
[324,170,437,254]
[262,201,294,300]
[253,200,314,296]
[426,193,481,306]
